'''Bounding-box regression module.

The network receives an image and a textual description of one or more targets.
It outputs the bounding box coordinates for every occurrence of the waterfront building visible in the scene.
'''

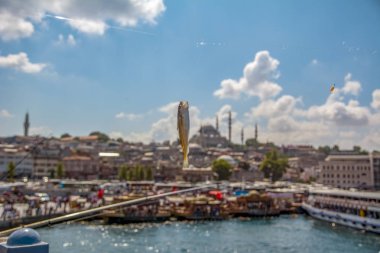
[32,148,61,178]
[182,166,214,182]
[63,155,99,179]
[0,147,33,177]
[155,161,181,181]
[284,156,320,182]
[231,164,264,182]
[188,143,209,168]
[98,152,124,179]
[318,154,374,189]
[281,145,318,157]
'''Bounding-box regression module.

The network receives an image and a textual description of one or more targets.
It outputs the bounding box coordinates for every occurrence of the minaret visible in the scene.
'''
[241,127,244,145]
[255,123,258,142]
[216,115,219,132]
[228,111,232,143]
[24,112,30,137]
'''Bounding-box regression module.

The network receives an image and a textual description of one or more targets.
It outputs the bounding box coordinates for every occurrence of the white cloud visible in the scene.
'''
[0,109,13,118]
[267,116,298,133]
[342,73,361,96]
[67,19,107,35]
[114,102,243,144]
[311,59,318,65]
[0,52,46,73]
[214,50,282,100]
[305,99,369,126]
[0,11,34,41]
[239,68,379,149]
[117,102,201,143]
[67,34,76,45]
[0,0,166,40]
[371,89,380,110]
[247,95,301,119]
[216,104,237,121]
[56,34,76,46]
[115,112,143,121]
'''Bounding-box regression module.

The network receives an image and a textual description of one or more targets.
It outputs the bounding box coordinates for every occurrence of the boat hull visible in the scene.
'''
[302,203,380,234]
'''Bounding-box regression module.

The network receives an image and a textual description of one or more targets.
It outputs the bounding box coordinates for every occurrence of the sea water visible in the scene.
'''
[39,215,380,253]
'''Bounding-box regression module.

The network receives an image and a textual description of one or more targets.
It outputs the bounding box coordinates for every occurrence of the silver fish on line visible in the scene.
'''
[177,101,190,168]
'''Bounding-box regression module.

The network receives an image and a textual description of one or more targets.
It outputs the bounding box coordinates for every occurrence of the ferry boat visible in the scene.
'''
[302,189,380,234]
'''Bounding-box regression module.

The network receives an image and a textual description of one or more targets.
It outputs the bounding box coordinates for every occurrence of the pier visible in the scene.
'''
[0,184,216,237]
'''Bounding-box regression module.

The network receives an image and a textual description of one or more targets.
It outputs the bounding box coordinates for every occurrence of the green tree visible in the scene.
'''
[139,166,145,181]
[49,170,55,178]
[133,166,140,180]
[118,165,128,181]
[7,161,15,182]
[318,146,331,155]
[60,133,71,138]
[353,145,369,155]
[212,159,232,181]
[127,169,134,181]
[89,131,109,142]
[146,167,153,180]
[259,149,288,182]
[332,145,340,152]
[245,138,260,147]
[116,137,124,143]
[56,163,64,179]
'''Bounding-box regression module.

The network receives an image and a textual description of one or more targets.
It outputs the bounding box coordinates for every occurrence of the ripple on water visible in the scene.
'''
[38,216,380,253]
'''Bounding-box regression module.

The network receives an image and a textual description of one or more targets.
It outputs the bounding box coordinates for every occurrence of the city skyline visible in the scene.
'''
[1,0,380,150]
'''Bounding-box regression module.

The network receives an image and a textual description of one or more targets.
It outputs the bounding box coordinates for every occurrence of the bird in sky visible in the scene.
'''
[330,84,335,93]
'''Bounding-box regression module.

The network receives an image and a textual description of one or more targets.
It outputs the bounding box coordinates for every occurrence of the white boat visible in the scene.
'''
[302,189,380,234]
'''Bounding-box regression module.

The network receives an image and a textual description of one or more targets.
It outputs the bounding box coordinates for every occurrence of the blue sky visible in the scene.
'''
[1,0,380,149]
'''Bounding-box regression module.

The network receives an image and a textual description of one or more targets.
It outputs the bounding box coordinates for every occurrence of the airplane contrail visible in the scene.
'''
[44,14,155,36]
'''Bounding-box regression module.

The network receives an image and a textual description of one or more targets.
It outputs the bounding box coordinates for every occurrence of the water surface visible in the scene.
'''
[39,215,380,253]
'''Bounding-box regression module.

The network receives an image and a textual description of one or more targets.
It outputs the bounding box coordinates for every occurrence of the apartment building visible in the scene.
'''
[318,154,374,189]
